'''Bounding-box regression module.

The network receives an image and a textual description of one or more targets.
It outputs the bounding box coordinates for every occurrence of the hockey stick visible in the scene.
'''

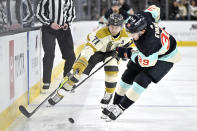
[19,71,78,118]
[70,42,133,92]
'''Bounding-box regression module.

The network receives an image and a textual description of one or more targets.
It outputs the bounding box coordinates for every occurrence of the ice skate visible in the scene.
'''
[41,83,50,94]
[100,92,113,109]
[101,104,116,122]
[48,87,69,105]
[108,105,123,120]
[48,92,64,105]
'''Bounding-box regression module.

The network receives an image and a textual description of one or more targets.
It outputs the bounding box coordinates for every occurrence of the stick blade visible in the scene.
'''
[19,105,31,118]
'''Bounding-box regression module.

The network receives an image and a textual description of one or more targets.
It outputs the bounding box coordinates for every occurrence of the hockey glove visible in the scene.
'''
[72,57,88,75]
[116,47,132,59]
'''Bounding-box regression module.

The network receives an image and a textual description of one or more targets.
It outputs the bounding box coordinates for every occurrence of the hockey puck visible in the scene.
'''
[68,117,75,124]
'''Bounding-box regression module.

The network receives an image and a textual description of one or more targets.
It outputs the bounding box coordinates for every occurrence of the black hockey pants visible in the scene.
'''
[121,60,174,88]
[42,26,75,84]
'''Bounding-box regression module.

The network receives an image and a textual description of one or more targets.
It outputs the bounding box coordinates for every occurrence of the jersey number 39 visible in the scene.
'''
[138,55,149,66]
[161,28,170,51]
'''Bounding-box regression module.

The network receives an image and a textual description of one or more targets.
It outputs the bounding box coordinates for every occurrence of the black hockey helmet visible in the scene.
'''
[108,13,124,26]
[111,0,121,6]
[126,14,147,33]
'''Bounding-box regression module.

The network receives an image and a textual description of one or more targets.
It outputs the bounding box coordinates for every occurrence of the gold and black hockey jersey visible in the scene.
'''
[80,26,133,61]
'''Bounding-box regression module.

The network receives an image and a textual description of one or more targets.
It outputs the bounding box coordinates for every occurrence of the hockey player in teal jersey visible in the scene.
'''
[102,6,181,121]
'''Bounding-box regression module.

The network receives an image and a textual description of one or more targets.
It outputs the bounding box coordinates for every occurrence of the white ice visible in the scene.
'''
[7,47,197,131]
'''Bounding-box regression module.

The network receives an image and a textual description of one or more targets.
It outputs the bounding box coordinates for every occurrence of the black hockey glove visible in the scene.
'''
[116,47,132,59]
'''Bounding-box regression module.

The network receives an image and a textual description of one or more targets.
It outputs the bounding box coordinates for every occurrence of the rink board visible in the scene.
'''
[0,30,65,131]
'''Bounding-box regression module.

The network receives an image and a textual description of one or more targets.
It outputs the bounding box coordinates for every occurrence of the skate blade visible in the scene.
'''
[100,114,108,119]
[105,117,112,122]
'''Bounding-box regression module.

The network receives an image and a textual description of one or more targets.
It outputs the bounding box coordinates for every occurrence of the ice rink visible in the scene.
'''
[7,47,197,131]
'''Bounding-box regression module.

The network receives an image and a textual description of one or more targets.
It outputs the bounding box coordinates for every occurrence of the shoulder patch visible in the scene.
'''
[96,26,111,39]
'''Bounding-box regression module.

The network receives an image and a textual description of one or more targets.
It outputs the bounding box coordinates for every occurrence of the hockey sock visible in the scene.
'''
[118,95,134,111]
[113,92,124,105]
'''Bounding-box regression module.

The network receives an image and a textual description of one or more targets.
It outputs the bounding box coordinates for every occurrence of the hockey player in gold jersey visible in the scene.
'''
[48,13,133,107]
